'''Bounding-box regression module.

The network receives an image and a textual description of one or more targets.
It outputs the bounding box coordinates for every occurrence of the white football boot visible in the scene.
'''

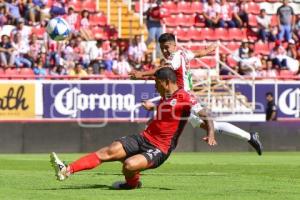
[50,152,70,181]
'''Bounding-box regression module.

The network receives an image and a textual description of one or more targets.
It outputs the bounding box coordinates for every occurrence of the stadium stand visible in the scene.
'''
[0,0,298,80]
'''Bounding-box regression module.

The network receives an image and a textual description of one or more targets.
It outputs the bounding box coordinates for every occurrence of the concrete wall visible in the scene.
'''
[0,122,299,153]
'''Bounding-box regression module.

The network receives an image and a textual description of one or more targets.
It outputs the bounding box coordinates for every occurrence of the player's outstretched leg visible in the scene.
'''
[189,114,263,155]
[212,122,263,155]
[112,154,148,190]
[50,141,127,181]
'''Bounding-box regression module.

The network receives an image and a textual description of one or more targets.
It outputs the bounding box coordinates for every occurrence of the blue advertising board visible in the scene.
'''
[43,81,157,119]
[235,82,300,119]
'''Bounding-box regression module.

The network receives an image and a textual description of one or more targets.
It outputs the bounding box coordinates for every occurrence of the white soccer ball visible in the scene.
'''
[46,17,71,41]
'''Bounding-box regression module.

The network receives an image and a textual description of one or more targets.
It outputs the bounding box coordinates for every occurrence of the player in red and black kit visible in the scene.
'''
[50,67,216,190]
[130,33,263,156]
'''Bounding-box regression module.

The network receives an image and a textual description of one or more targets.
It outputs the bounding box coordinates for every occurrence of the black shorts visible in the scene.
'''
[116,134,169,169]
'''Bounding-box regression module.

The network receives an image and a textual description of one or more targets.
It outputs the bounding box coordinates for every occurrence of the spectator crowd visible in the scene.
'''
[0,0,154,78]
[0,0,300,78]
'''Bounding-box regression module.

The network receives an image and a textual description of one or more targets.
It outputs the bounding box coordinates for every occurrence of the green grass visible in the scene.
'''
[0,152,300,200]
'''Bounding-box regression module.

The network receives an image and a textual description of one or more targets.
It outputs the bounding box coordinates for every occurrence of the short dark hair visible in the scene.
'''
[154,67,177,83]
[266,92,273,97]
[158,33,176,44]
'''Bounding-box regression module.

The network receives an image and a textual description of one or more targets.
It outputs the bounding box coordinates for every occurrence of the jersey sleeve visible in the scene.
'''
[187,93,204,128]
[184,49,195,61]
[189,93,203,114]
[168,51,182,70]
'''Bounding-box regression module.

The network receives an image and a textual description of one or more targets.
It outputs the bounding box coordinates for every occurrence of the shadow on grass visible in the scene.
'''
[93,172,227,177]
[41,184,174,191]
[41,184,112,190]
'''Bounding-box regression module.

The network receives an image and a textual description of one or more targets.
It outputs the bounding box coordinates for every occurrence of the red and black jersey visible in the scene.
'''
[142,89,201,154]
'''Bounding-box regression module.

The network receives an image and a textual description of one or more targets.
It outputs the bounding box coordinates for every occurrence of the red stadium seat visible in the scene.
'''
[189,28,202,41]
[19,68,34,75]
[176,29,190,42]
[189,45,205,51]
[219,45,228,54]
[0,68,4,76]
[177,1,193,14]
[5,68,19,79]
[163,16,178,27]
[226,42,241,52]
[177,14,195,27]
[19,68,35,79]
[246,2,260,15]
[89,12,107,26]
[162,1,178,14]
[228,28,247,41]
[279,70,294,77]
[191,1,203,14]
[248,14,258,27]
[189,28,203,41]
[199,28,214,41]
[214,28,229,41]
[82,0,96,12]
[134,1,140,13]
[247,2,260,15]
[254,42,270,55]
[270,15,278,26]
[165,27,176,34]
[198,57,216,68]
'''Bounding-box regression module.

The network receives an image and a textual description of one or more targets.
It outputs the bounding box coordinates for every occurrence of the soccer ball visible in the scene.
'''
[46,17,71,41]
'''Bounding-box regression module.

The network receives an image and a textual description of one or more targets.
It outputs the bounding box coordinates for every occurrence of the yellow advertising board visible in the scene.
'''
[0,84,35,119]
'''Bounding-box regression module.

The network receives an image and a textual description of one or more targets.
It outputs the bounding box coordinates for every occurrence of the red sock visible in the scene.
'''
[69,152,101,174]
[125,172,140,187]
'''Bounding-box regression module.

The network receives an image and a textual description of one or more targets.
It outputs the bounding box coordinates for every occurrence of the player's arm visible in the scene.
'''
[129,66,162,79]
[197,108,216,146]
[142,100,156,111]
[191,100,216,146]
[193,43,217,58]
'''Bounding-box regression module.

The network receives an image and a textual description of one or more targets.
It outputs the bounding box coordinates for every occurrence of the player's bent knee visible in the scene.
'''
[123,160,139,172]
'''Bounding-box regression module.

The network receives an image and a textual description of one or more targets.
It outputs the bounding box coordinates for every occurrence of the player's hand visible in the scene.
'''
[202,136,217,146]
[142,100,155,111]
[206,43,218,53]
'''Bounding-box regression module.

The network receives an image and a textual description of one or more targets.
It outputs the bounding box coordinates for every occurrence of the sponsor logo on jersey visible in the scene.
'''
[170,99,177,106]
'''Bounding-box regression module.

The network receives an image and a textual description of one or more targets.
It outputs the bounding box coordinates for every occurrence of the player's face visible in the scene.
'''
[160,41,176,59]
[155,79,167,97]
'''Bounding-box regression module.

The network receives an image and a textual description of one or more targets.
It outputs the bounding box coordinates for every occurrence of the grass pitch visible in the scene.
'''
[0,152,299,200]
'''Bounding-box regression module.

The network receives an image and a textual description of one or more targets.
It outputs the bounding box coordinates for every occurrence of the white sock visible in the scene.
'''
[213,121,251,141]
